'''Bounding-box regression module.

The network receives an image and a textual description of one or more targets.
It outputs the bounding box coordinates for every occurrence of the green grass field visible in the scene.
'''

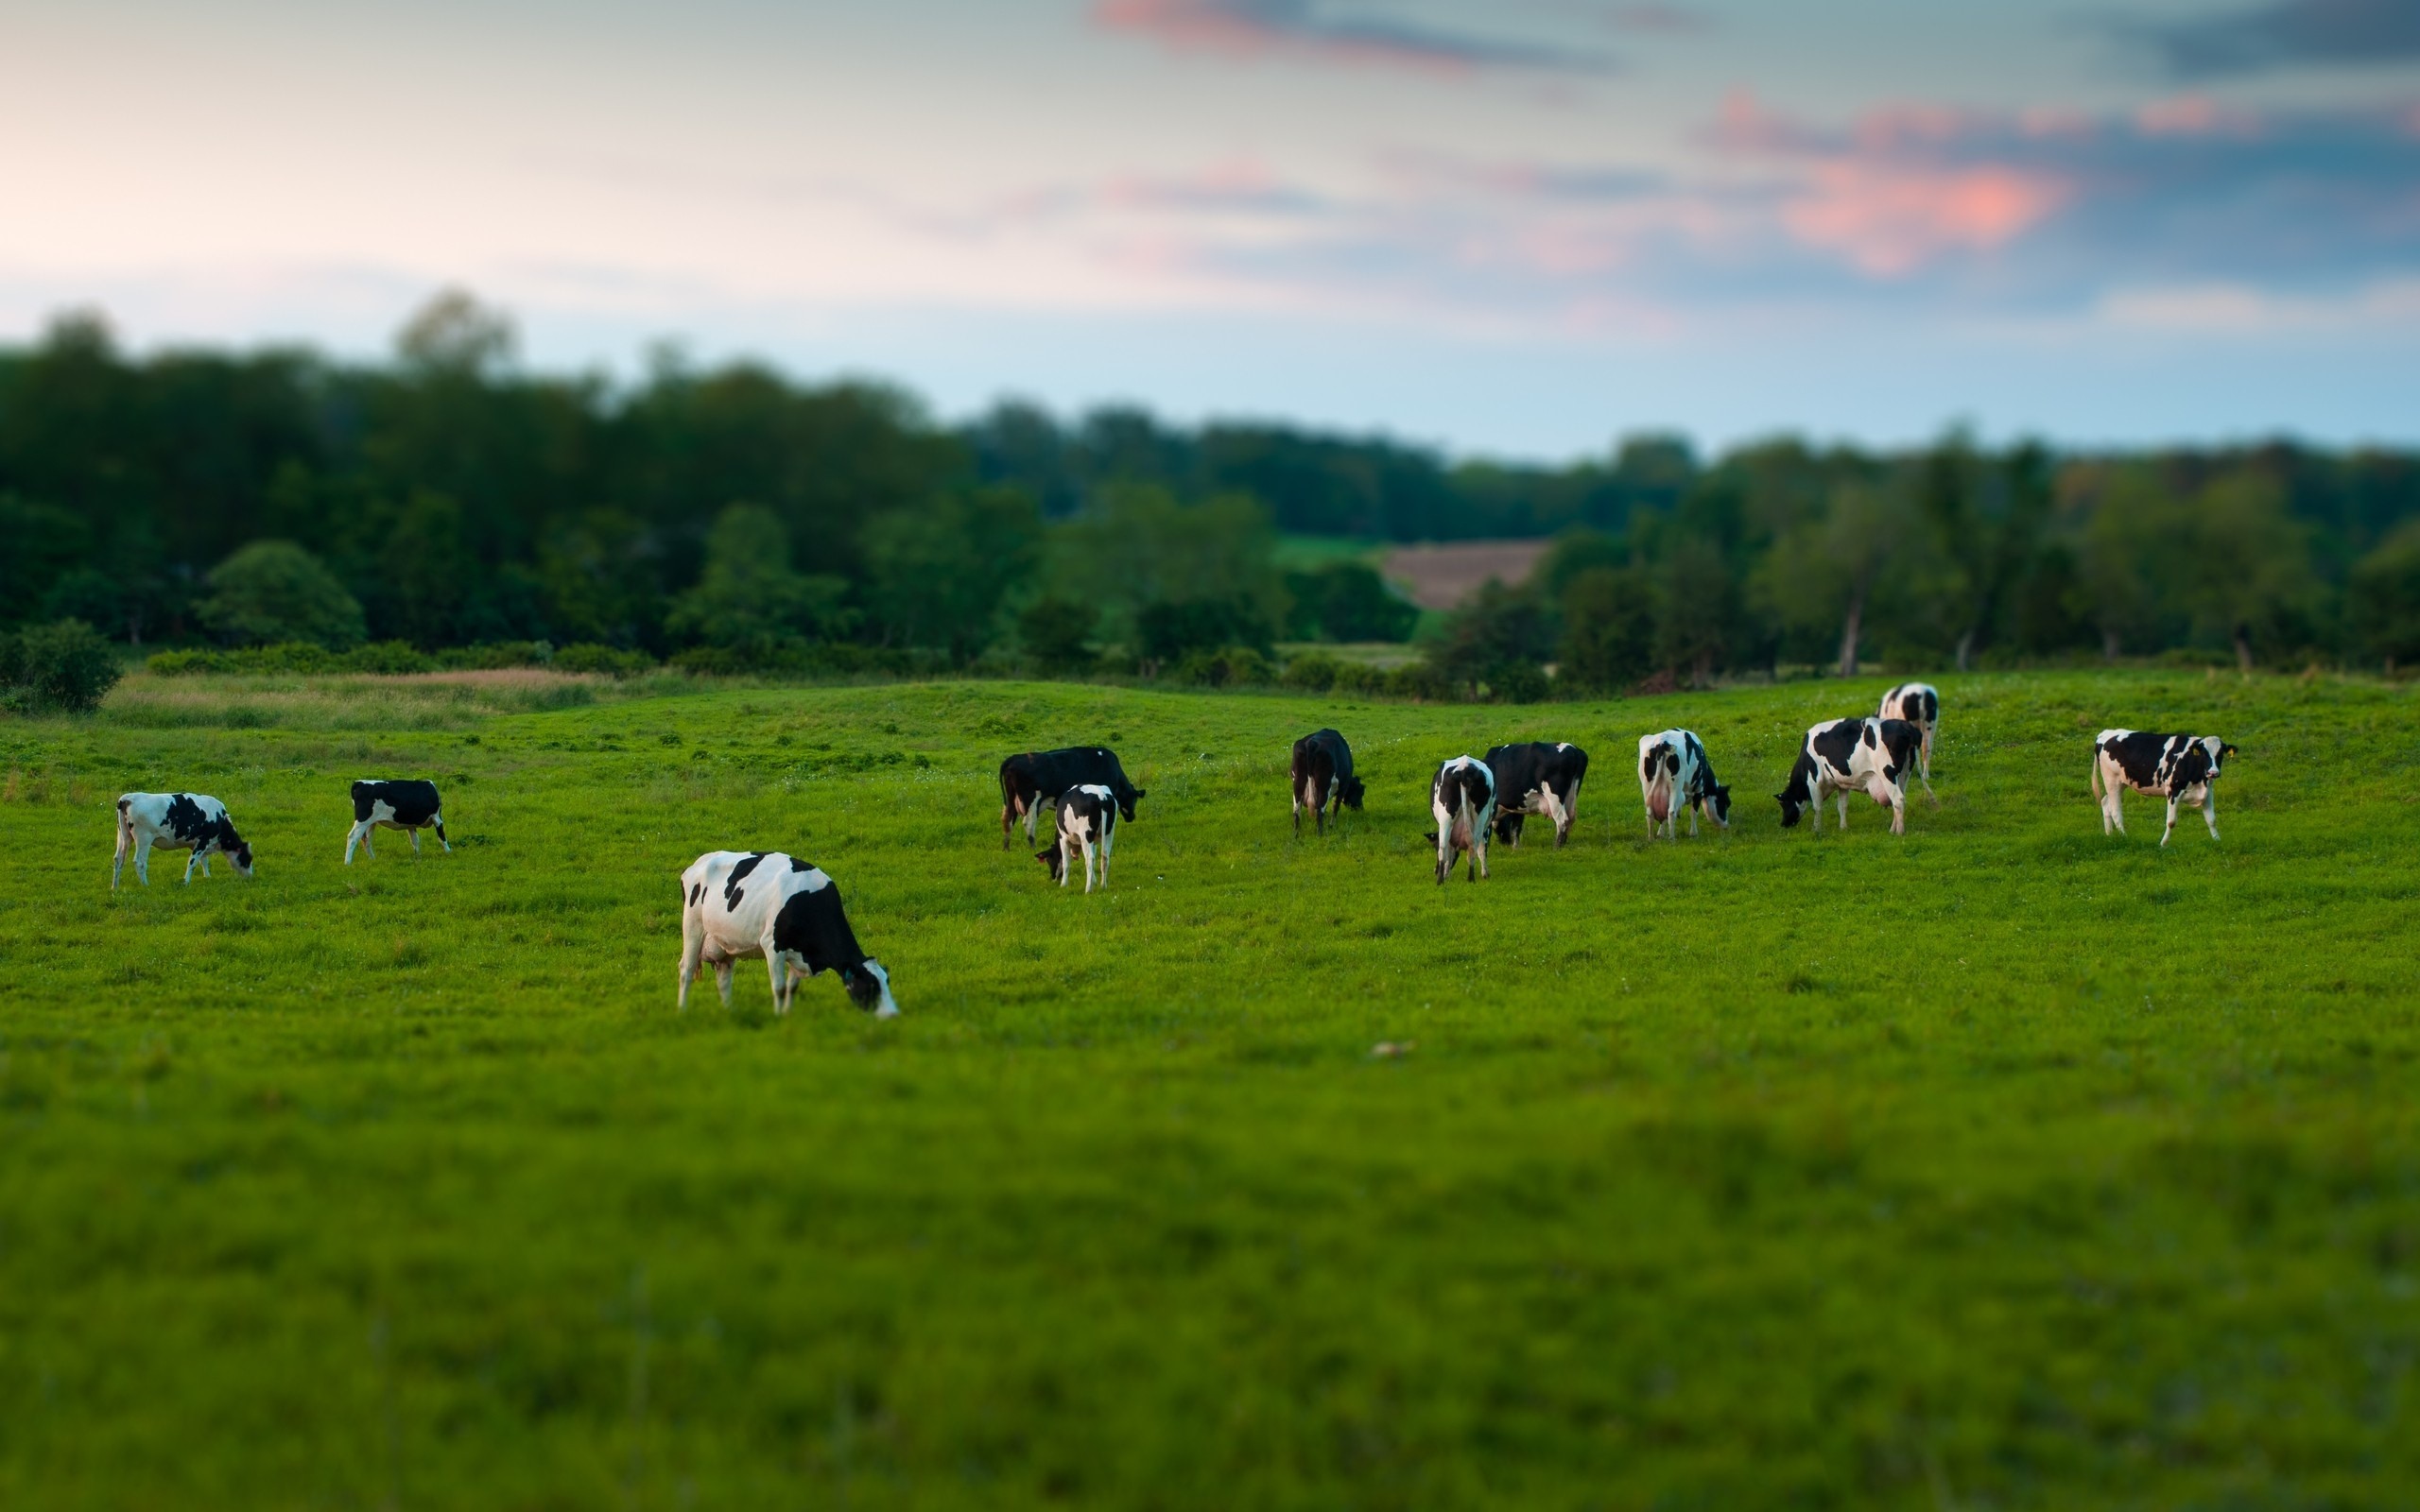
[4,669,2417,1509]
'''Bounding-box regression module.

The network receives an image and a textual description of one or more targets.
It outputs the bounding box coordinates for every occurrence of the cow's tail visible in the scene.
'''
[998,765,1019,849]
[2087,746,2102,805]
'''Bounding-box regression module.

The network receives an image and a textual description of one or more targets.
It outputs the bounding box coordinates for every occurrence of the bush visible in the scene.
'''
[1175,645,1273,688]
[196,541,366,649]
[351,641,440,674]
[1487,660,1551,704]
[554,643,656,678]
[2,618,124,713]
[1387,661,1456,702]
[434,641,550,671]
[1331,662,1390,696]
[1280,652,1342,693]
[1019,596,1098,674]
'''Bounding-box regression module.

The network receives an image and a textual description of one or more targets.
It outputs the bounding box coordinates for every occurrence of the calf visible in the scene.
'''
[1877,682,1940,795]
[1289,728,1365,835]
[1429,755,1497,884]
[113,792,254,887]
[677,850,898,1016]
[1487,742,1588,848]
[1775,717,1923,835]
[2092,730,2237,846]
[1637,730,1731,839]
[345,779,450,863]
[1036,784,1118,891]
[999,747,1145,848]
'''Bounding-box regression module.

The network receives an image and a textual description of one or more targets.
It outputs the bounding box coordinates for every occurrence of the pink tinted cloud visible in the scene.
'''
[1091,0,1606,74]
[1784,163,2069,276]
[2135,94,2262,137]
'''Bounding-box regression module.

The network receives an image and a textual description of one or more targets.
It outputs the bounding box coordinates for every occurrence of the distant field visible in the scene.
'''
[1271,533,1386,571]
[1381,539,1552,611]
[4,671,2417,1507]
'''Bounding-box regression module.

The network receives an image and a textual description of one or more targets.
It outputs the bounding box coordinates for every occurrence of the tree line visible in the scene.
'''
[3,294,2417,695]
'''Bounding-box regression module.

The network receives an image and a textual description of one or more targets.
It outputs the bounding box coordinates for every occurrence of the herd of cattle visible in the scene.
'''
[105,679,2239,1018]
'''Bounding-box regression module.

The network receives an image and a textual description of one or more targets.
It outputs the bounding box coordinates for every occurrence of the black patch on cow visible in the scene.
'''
[771,877,869,983]
[1921,688,1939,722]
[1483,742,1587,844]
[2099,731,2171,793]
[724,851,769,910]
[788,856,813,872]
[1776,753,1818,826]
[163,793,210,844]
[1001,747,1147,826]
[351,779,442,827]
[1877,719,1921,783]
[1809,720,1861,773]
[688,882,704,907]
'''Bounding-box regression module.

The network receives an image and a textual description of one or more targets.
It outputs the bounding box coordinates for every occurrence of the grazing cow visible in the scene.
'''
[1637,730,1732,839]
[1774,717,1923,835]
[113,792,254,887]
[1486,742,1588,848]
[345,779,450,863]
[999,747,1146,848]
[1289,728,1365,835]
[2092,730,2237,846]
[677,850,898,1016]
[1036,784,1118,891]
[1429,756,1497,884]
[1877,682,1941,795]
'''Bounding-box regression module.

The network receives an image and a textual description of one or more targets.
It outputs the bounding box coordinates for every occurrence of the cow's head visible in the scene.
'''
[842,960,898,1018]
[1774,791,1805,828]
[230,841,255,876]
[2213,740,2238,772]
[1706,784,1733,828]
[1339,775,1366,810]
[1117,788,1146,822]
[1035,845,1065,883]
[1491,811,1525,843]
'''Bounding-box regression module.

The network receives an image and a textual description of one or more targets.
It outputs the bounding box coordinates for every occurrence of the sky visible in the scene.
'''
[2,0,2416,458]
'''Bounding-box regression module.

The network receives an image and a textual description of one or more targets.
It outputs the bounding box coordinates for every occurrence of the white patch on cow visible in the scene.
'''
[859,959,898,1018]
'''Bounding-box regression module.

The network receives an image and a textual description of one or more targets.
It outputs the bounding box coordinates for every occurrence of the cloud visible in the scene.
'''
[1091,0,1613,74]
[2136,0,2420,78]
[2100,277,2420,332]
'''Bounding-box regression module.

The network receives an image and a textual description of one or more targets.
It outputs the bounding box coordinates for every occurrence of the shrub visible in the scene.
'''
[350,641,439,674]
[1175,645,1273,688]
[1387,661,1455,702]
[146,649,226,677]
[1330,662,1389,696]
[2,618,124,713]
[434,641,550,671]
[1280,652,1341,693]
[554,644,656,678]
[1487,660,1551,704]
[196,541,366,649]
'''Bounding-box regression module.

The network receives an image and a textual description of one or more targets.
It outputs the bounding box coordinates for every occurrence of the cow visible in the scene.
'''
[1486,742,1588,849]
[1036,784,1118,892]
[1774,717,1923,835]
[1637,730,1732,839]
[1289,729,1365,836]
[113,792,254,888]
[2092,730,2237,846]
[344,779,450,864]
[1429,755,1497,884]
[677,850,898,1017]
[999,747,1145,848]
[1877,682,1940,796]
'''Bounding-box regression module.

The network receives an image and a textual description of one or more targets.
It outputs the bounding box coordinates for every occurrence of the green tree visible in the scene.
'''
[1653,535,1737,688]
[1918,433,2054,670]
[1018,595,1098,673]
[861,488,1043,661]
[1046,485,1288,651]
[197,541,367,649]
[0,618,123,712]
[665,505,854,661]
[1559,566,1658,692]
[2349,520,2420,673]
[2073,465,2178,661]
[1757,479,1910,677]
[2180,472,2315,671]
[1431,578,1556,696]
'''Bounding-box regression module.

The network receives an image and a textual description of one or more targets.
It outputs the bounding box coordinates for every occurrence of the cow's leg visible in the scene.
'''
[135,836,152,885]
[1082,835,1098,894]
[409,828,422,855]
[768,954,789,1015]
[2161,796,2180,847]
[199,851,211,877]
[677,914,703,1010]
[434,816,451,852]
[1810,787,1823,835]
[1890,790,1906,835]
[1059,834,1074,888]
[182,847,202,884]
[711,956,735,1007]
[1099,823,1113,885]
[1686,801,1699,838]
[363,828,376,859]
[1293,791,1302,836]
[345,818,372,864]
[1001,801,1014,850]
[112,822,130,890]
[2203,790,2220,841]
[1435,827,1452,885]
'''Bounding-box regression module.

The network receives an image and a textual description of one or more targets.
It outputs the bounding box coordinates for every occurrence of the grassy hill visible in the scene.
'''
[2,670,2415,1507]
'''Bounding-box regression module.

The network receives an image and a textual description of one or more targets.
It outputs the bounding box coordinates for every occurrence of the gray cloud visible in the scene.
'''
[2136,0,2420,77]
[1093,0,1615,74]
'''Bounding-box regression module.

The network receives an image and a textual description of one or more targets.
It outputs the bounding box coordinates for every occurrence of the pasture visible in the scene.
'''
[3,669,2417,1509]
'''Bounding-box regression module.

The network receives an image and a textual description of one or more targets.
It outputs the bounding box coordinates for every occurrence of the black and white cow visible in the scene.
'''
[1774,717,1923,835]
[999,747,1145,848]
[1430,755,1497,884]
[1036,784,1118,892]
[1486,742,1587,848]
[1877,681,1940,796]
[1637,729,1732,839]
[677,850,898,1016]
[113,792,254,887]
[345,779,450,863]
[2092,730,2237,846]
[1289,728,1365,836]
